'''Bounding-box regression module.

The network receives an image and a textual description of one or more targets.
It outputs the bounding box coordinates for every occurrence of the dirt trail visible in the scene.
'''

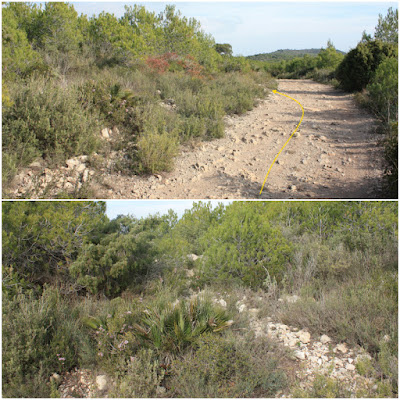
[9,79,385,199]
[96,79,384,199]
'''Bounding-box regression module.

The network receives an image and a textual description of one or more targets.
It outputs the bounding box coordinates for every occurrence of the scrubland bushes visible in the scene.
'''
[2,287,96,397]
[3,201,398,397]
[169,332,287,397]
[336,40,397,92]
[2,2,274,192]
[341,39,398,197]
[264,41,344,83]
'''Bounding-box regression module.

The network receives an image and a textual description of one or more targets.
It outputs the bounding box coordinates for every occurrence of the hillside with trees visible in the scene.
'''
[3,201,398,397]
[247,48,345,62]
[2,2,273,197]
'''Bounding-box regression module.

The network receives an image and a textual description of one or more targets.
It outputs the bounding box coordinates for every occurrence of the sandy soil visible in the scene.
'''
[94,79,384,199]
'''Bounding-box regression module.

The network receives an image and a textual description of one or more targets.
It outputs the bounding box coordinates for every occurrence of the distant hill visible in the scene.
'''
[247,48,345,62]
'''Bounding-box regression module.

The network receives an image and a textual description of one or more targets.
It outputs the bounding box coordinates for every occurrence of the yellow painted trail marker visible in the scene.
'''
[259,90,305,195]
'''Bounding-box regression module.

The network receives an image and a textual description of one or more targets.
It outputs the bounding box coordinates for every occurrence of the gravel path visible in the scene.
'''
[97,79,384,199]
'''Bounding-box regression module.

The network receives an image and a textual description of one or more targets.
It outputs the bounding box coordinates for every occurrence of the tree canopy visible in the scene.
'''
[375,7,398,43]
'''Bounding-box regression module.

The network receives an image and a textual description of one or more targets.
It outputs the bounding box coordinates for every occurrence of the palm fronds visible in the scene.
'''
[132,297,233,353]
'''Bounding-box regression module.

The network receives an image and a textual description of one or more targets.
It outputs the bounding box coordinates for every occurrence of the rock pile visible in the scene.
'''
[55,369,112,398]
[249,315,375,395]
[57,368,96,398]
[10,156,96,198]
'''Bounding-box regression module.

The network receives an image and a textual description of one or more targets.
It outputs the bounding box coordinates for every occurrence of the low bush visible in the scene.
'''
[110,348,165,397]
[293,374,351,398]
[2,287,95,398]
[383,122,398,197]
[136,128,179,173]
[2,78,100,185]
[366,56,398,124]
[199,202,293,289]
[132,296,233,354]
[212,73,263,115]
[168,332,287,397]
[280,271,398,360]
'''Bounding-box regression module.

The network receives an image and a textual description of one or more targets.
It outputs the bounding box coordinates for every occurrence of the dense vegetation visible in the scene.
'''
[2,2,274,195]
[3,201,398,397]
[260,41,345,83]
[258,8,398,196]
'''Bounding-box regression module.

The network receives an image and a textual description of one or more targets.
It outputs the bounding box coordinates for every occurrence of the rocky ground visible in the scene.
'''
[51,292,377,398]
[7,79,385,199]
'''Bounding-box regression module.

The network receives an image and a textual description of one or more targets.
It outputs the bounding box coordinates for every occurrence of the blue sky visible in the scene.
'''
[70,1,397,55]
[105,200,232,219]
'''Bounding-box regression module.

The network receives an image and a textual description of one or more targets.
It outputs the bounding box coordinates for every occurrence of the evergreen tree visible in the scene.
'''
[375,7,398,43]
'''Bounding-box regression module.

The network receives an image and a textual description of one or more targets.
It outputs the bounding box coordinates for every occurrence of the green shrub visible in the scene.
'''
[132,296,233,354]
[222,56,251,73]
[77,77,147,131]
[136,128,179,173]
[200,202,292,289]
[2,201,107,290]
[366,56,398,124]
[212,73,264,115]
[2,78,100,184]
[336,40,397,92]
[2,288,95,398]
[293,374,350,398]
[70,215,160,296]
[110,348,165,397]
[308,68,337,84]
[280,272,398,356]
[169,332,287,397]
[356,356,375,377]
[383,122,398,197]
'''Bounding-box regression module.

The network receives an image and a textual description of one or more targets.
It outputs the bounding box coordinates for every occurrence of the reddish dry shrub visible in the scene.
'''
[146,53,204,78]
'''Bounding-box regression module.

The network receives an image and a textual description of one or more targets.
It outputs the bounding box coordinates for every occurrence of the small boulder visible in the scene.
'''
[82,169,90,183]
[101,128,110,139]
[345,363,355,371]
[77,155,89,163]
[76,163,87,173]
[320,334,331,344]
[187,254,199,262]
[298,331,311,344]
[383,334,390,343]
[96,375,108,391]
[66,158,80,169]
[294,350,306,360]
[336,343,348,353]
[237,304,247,313]
[248,308,259,317]
[29,160,43,169]
[286,295,300,304]
[185,269,195,278]
[50,373,61,384]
